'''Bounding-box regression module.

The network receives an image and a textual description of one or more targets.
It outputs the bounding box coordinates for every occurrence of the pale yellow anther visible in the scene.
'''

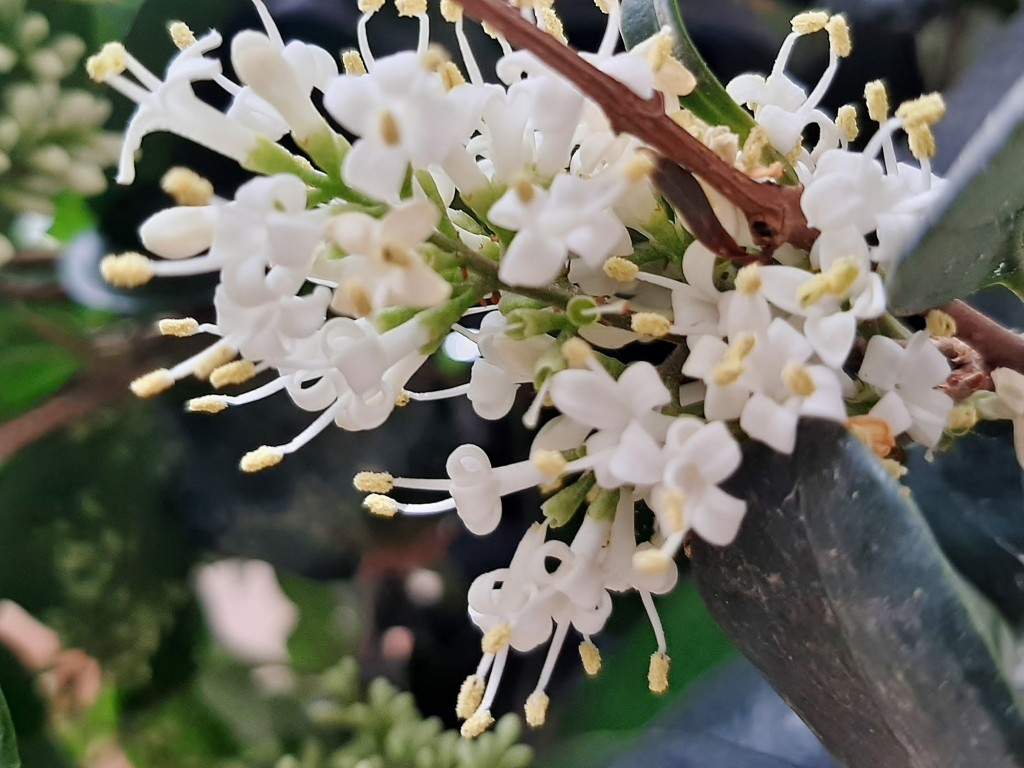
[379,110,401,147]
[532,449,567,479]
[363,493,398,517]
[782,361,817,398]
[728,333,756,361]
[907,124,936,160]
[396,0,427,16]
[735,264,762,295]
[948,403,978,432]
[740,126,771,173]
[824,256,860,297]
[86,42,126,82]
[440,0,463,22]
[837,104,859,142]
[187,396,227,414]
[158,317,199,337]
[796,274,829,307]
[539,8,567,44]
[659,487,685,532]
[593,0,612,13]
[847,415,895,458]
[791,11,829,34]
[631,313,671,339]
[439,61,466,91]
[525,691,549,728]
[711,358,745,387]
[394,390,411,407]
[865,80,889,122]
[603,256,639,283]
[482,622,512,655]
[100,252,153,288]
[481,21,501,40]
[193,346,237,381]
[633,548,673,575]
[648,652,670,694]
[168,21,196,51]
[896,93,946,128]
[342,50,367,76]
[456,675,485,720]
[826,15,852,57]
[562,337,594,368]
[926,309,957,338]
[210,360,257,389]
[358,0,385,13]
[881,457,908,480]
[240,446,284,473]
[161,166,215,206]
[644,30,675,72]
[130,369,174,399]
[579,641,602,676]
[513,176,536,204]
[706,126,740,165]
[625,152,655,184]
[341,278,374,318]
[354,471,394,494]
[460,709,494,739]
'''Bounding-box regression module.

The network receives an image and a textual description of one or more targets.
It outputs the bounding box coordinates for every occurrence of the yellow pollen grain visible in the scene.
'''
[440,0,463,22]
[342,50,367,75]
[865,80,889,122]
[439,61,466,91]
[130,369,174,399]
[354,471,394,494]
[394,390,411,407]
[633,548,673,574]
[158,317,199,337]
[525,691,549,728]
[896,93,946,128]
[711,358,745,387]
[826,15,852,57]
[86,42,126,82]
[796,274,829,307]
[456,675,484,720]
[379,110,401,146]
[837,104,859,142]
[358,0,385,13]
[631,312,671,339]
[482,21,501,40]
[168,21,196,51]
[193,346,237,381]
[782,361,816,398]
[481,622,512,655]
[926,309,957,338]
[210,360,257,389]
[539,8,567,44]
[734,264,762,295]
[907,124,936,160]
[532,449,567,479]
[579,641,602,676]
[791,11,829,34]
[363,493,398,517]
[460,709,494,739]
[396,0,427,16]
[947,403,978,432]
[161,166,214,206]
[240,446,284,473]
[513,176,535,204]
[603,256,639,283]
[847,415,895,458]
[562,337,594,368]
[100,252,153,288]
[648,652,670,694]
[421,44,449,72]
[881,457,908,480]
[187,396,227,414]
[825,257,860,296]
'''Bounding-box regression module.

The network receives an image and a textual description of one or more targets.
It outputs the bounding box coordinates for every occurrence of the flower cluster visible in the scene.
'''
[90,0,990,737]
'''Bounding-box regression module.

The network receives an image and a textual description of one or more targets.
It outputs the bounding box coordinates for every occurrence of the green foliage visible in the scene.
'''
[691,419,1024,768]
[0,685,19,768]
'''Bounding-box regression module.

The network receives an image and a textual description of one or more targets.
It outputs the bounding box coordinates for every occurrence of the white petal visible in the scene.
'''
[740,394,799,454]
[806,311,856,369]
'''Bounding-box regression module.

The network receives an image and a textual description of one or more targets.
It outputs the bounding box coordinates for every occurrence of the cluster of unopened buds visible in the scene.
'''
[87,0,1016,738]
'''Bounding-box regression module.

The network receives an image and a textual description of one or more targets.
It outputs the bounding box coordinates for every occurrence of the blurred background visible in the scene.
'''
[1,0,1022,766]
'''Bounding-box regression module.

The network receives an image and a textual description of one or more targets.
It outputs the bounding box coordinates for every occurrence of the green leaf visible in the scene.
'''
[0,342,80,421]
[0,685,20,768]
[619,0,756,141]
[691,419,1024,768]
[279,573,358,674]
[886,76,1024,314]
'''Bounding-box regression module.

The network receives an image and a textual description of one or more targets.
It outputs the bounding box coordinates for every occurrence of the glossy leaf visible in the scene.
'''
[0,686,19,768]
[691,419,1024,768]
[886,76,1024,314]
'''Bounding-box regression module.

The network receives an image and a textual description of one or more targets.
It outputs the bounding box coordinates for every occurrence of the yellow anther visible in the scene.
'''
[394,390,411,407]
[881,457,908,480]
[86,42,126,82]
[187,396,227,414]
[562,337,594,368]
[161,166,214,206]
[728,333,756,361]
[531,449,567,479]
[734,264,762,295]
[342,50,367,75]
[439,61,466,91]
[379,110,401,146]
[631,312,671,339]
[826,15,852,57]
[456,675,484,720]
[791,11,829,34]
[525,691,549,727]
[644,29,675,71]
[706,126,740,164]
[421,44,448,73]
[538,7,567,44]
[926,309,957,338]
[129,369,174,399]
[358,0,385,12]
[740,126,770,172]
[396,0,427,16]
[193,346,237,381]
[363,494,398,517]
[354,471,394,494]
[481,622,512,655]
[593,0,611,12]
[481,21,501,40]
[460,709,494,739]
[659,487,686,532]
[824,256,860,296]
[796,274,829,307]
[907,124,936,160]
[513,175,536,204]
[847,415,895,458]
[782,361,817,398]
[579,640,602,676]
[837,104,859,142]
[210,360,256,389]
[100,252,153,288]
[158,317,199,337]
[240,446,284,473]
[865,80,889,122]
[168,21,196,51]
[633,548,673,575]
[602,256,639,283]
[712,358,745,387]
[947,403,978,432]
[625,151,655,183]
[648,652,670,694]
[440,0,463,22]
[896,93,946,128]
[340,278,374,318]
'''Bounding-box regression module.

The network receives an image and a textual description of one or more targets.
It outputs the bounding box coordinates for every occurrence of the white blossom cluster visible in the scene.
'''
[90,0,975,737]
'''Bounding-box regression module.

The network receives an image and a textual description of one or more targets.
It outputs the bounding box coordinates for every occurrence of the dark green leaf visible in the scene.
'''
[279,574,358,674]
[0,342,79,421]
[886,76,1024,314]
[691,419,1024,768]
[0,685,19,768]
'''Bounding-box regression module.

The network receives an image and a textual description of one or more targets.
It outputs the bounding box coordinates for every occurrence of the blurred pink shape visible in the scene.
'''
[0,599,61,671]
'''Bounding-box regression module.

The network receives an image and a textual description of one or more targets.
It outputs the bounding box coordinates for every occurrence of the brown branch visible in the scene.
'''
[456,0,819,255]
[941,300,1024,375]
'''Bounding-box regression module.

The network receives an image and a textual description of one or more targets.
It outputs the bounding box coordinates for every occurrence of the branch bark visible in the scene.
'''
[942,300,1024,375]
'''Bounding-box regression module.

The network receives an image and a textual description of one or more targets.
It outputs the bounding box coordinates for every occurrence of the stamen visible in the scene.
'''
[947,403,978,432]
[100,252,153,287]
[532,449,567,479]
[782,361,816,398]
[561,337,594,368]
[579,640,602,676]
[837,104,859,143]
[825,257,860,296]
[396,0,427,16]
[130,369,174,398]
[210,360,257,389]
[633,548,673,574]
[187,396,228,414]
[513,176,536,204]
[460,709,494,739]
[907,124,936,161]
[192,345,237,381]
[158,317,199,337]
[481,622,511,655]
[456,675,485,719]
[603,256,639,283]
[847,415,895,458]
[631,313,671,338]
[342,50,367,75]
[791,11,829,34]
[364,494,399,517]
[648,651,670,694]
[865,80,890,122]
[160,167,214,206]
[659,487,685,532]
[537,7,567,44]
[240,446,284,473]
[379,110,402,146]
[439,60,466,91]
[440,0,463,22]
[168,21,196,50]
[926,309,957,338]
[85,42,126,82]
[796,274,829,307]
[354,471,395,493]
[734,264,762,295]
[896,93,946,128]
[825,15,852,57]
[624,151,654,183]
[525,691,549,727]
